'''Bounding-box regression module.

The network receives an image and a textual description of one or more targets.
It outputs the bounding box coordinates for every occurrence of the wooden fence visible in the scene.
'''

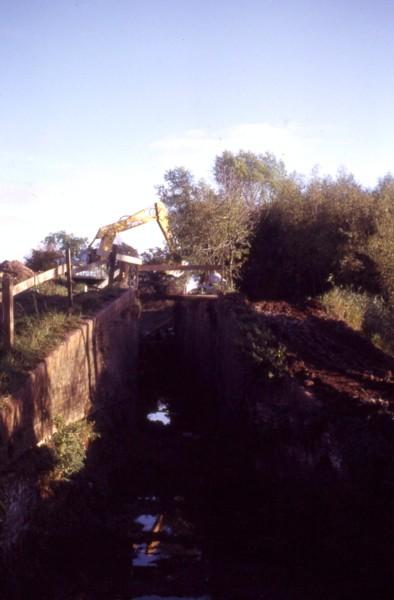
[0,250,218,351]
[0,249,142,351]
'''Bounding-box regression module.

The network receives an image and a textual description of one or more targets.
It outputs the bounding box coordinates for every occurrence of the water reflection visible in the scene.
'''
[132,511,202,571]
[133,596,211,600]
[132,542,163,567]
[146,400,171,425]
[134,514,160,532]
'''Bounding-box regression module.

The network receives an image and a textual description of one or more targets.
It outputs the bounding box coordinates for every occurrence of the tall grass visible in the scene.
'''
[320,286,394,357]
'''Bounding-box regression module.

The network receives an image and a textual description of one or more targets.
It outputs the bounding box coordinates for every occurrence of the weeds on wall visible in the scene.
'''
[50,417,99,480]
[226,296,288,378]
[238,318,287,378]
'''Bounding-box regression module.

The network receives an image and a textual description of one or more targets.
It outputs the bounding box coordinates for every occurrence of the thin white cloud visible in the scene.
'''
[0,165,164,261]
[150,121,388,187]
[151,121,325,181]
[1,120,392,262]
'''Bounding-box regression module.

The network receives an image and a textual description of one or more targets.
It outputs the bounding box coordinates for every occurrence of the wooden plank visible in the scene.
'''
[96,269,120,289]
[138,263,221,273]
[115,253,142,265]
[2,275,14,350]
[108,248,116,286]
[72,260,105,275]
[13,264,68,296]
[66,247,73,309]
[97,278,109,289]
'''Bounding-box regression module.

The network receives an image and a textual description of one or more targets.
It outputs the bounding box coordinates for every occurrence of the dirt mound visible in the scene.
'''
[252,299,394,408]
[0,260,35,283]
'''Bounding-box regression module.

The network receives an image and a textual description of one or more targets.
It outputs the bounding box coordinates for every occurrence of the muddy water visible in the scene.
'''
[123,330,290,600]
[125,403,270,599]
[127,400,210,599]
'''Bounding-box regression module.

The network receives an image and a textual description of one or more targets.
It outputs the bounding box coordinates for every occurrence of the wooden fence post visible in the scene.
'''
[2,274,14,351]
[108,247,117,287]
[65,246,73,309]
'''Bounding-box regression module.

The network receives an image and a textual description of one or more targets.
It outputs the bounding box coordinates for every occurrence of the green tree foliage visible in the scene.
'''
[368,175,394,302]
[156,152,394,307]
[157,168,252,288]
[25,231,88,272]
[141,247,171,264]
[214,150,288,207]
[25,248,64,272]
[42,230,88,258]
[139,246,179,295]
[241,172,381,300]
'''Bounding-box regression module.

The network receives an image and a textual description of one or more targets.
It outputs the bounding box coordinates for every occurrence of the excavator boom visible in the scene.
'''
[91,201,173,259]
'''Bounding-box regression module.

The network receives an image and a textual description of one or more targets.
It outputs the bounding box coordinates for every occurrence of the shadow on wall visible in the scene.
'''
[0,295,143,600]
[0,289,139,468]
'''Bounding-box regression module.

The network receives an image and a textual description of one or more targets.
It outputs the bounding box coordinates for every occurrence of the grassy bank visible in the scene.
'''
[0,283,125,395]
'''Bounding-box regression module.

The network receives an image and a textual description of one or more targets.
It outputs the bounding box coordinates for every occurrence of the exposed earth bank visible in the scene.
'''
[175,294,394,597]
[252,298,394,406]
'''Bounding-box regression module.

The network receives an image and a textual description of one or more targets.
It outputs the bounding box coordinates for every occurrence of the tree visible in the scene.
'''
[42,230,88,258]
[368,174,394,301]
[214,150,288,207]
[241,172,380,300]
[157,168,252,289]
[25,231,88,272]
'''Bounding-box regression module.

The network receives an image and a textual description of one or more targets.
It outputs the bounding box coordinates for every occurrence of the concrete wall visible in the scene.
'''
[0,290,139,465]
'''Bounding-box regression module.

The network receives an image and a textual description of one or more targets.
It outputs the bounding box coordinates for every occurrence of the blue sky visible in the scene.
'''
[1,0,394,259]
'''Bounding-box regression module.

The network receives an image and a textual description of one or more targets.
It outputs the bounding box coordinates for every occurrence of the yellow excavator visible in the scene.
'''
[90,200,173,259]
[74,201,174,286]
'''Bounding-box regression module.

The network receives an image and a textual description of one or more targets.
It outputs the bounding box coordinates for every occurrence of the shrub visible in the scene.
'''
[241,173,382,301]
[225,296,288,378]
[320,286,394,357]
[319,286,369,331]
[50,417,98,479]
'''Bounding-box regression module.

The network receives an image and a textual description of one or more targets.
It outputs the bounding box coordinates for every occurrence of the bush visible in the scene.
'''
[50,417,98,479]
[320,286,394,357]
[25,249,63,272]
[241,174,381,301]
[224,295,288,378]
[319,286,370,331]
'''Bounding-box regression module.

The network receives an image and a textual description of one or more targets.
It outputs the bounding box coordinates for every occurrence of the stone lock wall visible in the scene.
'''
[0,290,139,465]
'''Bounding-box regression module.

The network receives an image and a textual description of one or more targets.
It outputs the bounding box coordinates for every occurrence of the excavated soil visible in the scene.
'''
[251,299,394,409]
[0,261,34,283]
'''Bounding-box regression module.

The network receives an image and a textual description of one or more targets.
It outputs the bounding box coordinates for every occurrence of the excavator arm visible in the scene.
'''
[91,201,174,259]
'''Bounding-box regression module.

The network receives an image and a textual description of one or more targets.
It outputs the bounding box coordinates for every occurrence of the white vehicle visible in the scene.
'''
[184,270,223,294]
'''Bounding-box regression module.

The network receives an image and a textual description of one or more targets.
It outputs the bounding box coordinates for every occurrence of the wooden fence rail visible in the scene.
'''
[0,250,145,350]
[13,264,69,295]
[1,252,75,351]
[1,251,221,350]
[138,263,218,272]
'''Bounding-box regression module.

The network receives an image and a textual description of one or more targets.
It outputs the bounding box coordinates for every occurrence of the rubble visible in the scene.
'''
[0,260,35,283]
